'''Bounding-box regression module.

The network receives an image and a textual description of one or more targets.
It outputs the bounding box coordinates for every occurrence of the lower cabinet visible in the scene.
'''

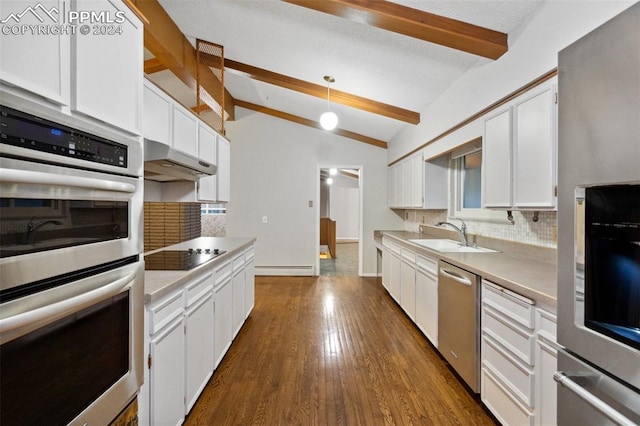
[389,243,401,303]
[141,243,255,426]
[481,280,558,426]
[415,254,438,347]
[400,248,416,321]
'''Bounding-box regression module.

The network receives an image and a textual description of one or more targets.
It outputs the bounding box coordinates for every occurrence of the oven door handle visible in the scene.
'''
[554,372,637,426]
[1,169,136,193]
[0,272,136,335]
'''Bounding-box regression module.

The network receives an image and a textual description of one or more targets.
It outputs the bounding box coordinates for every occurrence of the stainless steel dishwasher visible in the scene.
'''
[438,260,480,392]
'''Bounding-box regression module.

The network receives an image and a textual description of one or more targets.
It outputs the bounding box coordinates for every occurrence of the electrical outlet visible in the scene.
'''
[262,216,268,224]
[308,200,313,208]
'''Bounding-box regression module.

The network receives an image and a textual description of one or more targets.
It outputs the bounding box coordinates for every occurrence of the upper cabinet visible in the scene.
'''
[0,0,143,135]
[215,136,231,203]
[171,103,198,158]
[388,153,448,210]
[483,84,557,210]
[72,0,143,135]
[0,0,70,106]
[143,79,172,145]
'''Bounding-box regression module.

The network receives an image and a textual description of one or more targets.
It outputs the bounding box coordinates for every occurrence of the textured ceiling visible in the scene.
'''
[149,0,543,144]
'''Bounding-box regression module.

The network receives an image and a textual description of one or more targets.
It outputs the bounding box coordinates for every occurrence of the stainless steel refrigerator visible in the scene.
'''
[556,3,640,425]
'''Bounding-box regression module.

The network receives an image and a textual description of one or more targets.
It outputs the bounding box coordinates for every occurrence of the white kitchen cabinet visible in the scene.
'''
[387,153,447,209]
[534,308,558,426]
[198,122,218,165]
[513,87,556,209]
[244,247,255,319]
[483,109,513,208]
[480,279,562,426]
[400,248,416,321]
[216,135,231,203]
[184,276,215,413]
[143,79,172,145]
[231,252,246,338]
[0,0,69,106]
[147,290,186,426]
[415,254,438,347]
[214,260,233,367]
[381,242,391,292]
[402,159,412,208]
[410,154,424,208]
[483,84,557,210]
[388,242,402,303]
[72,0,143,135]
[172,103,198,158]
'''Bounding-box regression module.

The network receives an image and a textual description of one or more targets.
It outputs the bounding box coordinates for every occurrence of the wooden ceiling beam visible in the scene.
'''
[283,0,508,60]
[217,57,419,124]
[236,100,387,149]
[131,0,235,120]
[144,57,167,74]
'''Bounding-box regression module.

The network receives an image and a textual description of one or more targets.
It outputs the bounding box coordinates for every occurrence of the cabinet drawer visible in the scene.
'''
[482,306,535,365]
[482,334,535,407]
[185,273,214,307]
[416,254,437,276]
[232,252,245,272]
[401,248,416,264]
[214,260,232,287]
[148,290,184,335]
[482,367,534,426]
[482,280,535,329]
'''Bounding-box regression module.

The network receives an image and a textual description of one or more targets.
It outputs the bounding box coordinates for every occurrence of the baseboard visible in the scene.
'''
[360,272,381,278]
[336,238,358,243]
[255,266,314,276]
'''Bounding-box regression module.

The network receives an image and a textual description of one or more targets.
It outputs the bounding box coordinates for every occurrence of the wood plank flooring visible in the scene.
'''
[185,276,496,425]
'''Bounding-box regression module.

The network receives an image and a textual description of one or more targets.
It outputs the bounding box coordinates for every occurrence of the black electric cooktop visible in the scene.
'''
[144,248,226,271]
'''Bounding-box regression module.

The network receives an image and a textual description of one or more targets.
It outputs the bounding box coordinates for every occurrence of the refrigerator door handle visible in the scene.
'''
[554,372,637,426]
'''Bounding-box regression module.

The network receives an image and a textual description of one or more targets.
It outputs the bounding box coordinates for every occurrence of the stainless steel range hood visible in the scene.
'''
[144,139,216,182]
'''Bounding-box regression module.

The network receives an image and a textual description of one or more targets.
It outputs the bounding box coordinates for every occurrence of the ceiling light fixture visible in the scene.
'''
[326,177,334,185]
[329,168,338,175]
[320,75,338,131]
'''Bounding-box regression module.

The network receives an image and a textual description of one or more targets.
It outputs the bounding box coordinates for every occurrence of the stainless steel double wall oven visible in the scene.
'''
[556,4,640,425]
[0,94,144,426]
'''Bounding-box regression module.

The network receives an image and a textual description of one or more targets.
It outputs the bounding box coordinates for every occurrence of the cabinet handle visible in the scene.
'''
[554,372,637,426]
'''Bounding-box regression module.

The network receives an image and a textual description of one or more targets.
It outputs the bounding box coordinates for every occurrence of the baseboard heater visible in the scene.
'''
[255,265,314,276]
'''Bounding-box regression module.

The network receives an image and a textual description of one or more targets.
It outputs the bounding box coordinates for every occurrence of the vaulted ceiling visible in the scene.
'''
[134,0,543,149]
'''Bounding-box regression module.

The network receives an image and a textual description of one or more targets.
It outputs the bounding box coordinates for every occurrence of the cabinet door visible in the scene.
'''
[410,154,424,208]
[172,104,198,157]
[185,292,214,413]
[389,252,401,303]
[143,79,171,145]
[381,248,391,291]
[232,267,245,338]
[535,309,558,426]
[245,253,255,318]
[198,122,217,165]
[415,268,438,347]
[401,159,412,208]
[483,108,513,208]
[149,316,185,426]
[72,0,143,134]
[387,167,394,208]
[216,136,230,203]
[393,164,402,208]
[514,87,556,209]
[400,256,416,321]
[0,0,69,105]
[213,278,233,367]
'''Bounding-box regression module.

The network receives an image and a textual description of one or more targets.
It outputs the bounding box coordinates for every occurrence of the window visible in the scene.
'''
[201,204,226,215]
[449,139,507,222]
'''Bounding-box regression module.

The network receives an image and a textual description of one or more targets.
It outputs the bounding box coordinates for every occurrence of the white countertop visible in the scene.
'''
[378,231,557,313]
[144,237,256,304]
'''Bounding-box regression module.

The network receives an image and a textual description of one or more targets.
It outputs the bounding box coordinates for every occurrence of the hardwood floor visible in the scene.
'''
[185,276,496,425]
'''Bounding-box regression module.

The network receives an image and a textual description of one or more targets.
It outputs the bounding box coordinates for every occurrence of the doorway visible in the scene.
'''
[317,166,362,276]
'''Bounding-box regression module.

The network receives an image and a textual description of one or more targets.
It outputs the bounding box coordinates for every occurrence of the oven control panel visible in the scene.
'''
[0,105,127,168]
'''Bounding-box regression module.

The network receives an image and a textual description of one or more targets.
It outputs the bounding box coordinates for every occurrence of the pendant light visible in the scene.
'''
[320,75,338,130]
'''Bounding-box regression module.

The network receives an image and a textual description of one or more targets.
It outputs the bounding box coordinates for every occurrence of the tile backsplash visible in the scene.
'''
[144,202,202,251]
[403,209,557,248]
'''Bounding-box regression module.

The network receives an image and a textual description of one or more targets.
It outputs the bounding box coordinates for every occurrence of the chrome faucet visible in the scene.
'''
[436,220,469,247]
[26,218,63,244]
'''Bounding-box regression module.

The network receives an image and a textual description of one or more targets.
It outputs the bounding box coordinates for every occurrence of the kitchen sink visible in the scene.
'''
[409,238,498,253]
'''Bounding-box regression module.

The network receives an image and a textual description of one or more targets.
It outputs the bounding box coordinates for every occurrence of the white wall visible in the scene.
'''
[388,0,635,163]
[225,108,403,276]
[330,182,359,241]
